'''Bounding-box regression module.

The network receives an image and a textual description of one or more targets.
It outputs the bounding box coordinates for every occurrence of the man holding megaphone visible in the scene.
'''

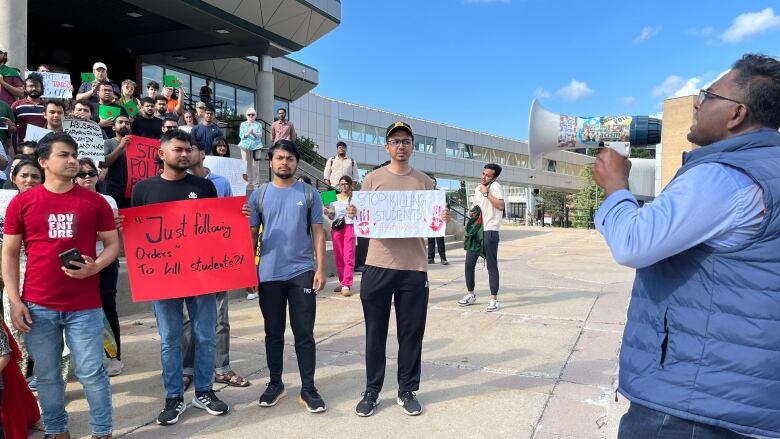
[593,53,780,438]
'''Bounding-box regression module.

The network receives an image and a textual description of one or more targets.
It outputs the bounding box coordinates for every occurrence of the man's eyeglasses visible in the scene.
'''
[76,171,97,179]
[388,138,413,147]
[247,113,256,116]
[697,89,744,107]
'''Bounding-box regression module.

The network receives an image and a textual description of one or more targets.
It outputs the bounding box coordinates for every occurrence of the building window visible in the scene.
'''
[338,120,351,140]
[546,159,557,173]
[236,88,255,117]
[214,82,236,118]
[415,135,436,154]
[351,122,366,143]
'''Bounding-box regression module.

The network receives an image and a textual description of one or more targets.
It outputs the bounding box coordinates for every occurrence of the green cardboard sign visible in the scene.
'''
[81,72,96,82]
[164,75,180,88]
[123,100,139,117]
[99,105,121,120]
[320,190,338,206]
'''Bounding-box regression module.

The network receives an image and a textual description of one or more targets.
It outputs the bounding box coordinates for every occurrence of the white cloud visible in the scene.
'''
[652,75,687,98]
[618,96,636,105]
[534,87,551,99]
[555,80,593,101]
[722,7,780,43]
[634,26,662,43]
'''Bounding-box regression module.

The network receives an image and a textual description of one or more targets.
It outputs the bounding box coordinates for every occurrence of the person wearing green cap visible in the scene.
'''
[0,48,23,106]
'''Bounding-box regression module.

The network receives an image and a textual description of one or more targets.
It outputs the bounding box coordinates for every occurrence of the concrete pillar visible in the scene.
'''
[526,186,536,226]
[0,0,28,71]
[257,55,275,146]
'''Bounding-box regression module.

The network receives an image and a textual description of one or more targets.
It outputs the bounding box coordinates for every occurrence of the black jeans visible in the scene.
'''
[259,271,317,391]
[618,403,751,439]
[355,237,369,268]
[360,266,429,394]
[99,259,121,360]
[465,230,499,295]
[427,237,446,261]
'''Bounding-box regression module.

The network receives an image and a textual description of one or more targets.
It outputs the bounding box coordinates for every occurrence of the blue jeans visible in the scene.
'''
[153,294,217,398]
[618,403,751,438]
[24,302,112,436]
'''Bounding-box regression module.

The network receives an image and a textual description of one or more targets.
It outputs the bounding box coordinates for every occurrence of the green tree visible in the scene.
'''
[573,165,604,228]
[540,190,571,227]
[630,147,654,159]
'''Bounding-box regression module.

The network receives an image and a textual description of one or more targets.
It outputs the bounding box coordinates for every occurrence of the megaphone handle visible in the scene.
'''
[605,143,630,158]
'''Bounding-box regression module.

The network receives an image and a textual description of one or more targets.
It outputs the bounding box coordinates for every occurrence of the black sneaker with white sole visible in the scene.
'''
[298,388,327,413]
[258,381,286,407]
[355,391,380,417]
[156,396,186,425]
[397,391,422,416]
[192,390,229,415]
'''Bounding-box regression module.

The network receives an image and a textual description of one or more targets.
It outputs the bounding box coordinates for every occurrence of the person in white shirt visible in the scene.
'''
[458,163,504,312]
[323,141,358,188]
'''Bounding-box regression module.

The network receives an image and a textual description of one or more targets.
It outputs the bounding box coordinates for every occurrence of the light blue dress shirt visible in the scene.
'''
[596,163,764,269]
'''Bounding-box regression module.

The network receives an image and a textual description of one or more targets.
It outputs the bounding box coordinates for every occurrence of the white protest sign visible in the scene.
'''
[63,118,104,163]
[26,71,72,99]
[351,190,446,238]
[0,189,18,241]
[25,124,51,142]
[203,156,247,196]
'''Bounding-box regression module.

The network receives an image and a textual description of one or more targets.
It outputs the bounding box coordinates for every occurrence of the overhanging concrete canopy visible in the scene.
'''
[171,56,318,101]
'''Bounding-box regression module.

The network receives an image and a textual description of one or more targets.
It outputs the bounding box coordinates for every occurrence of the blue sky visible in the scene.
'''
[294,1,780,140]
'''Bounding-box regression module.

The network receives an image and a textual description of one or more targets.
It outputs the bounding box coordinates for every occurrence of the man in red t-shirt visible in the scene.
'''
[2,132,119,439]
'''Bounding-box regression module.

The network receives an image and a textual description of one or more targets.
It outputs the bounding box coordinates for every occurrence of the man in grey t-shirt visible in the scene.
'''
[248,139,327,413]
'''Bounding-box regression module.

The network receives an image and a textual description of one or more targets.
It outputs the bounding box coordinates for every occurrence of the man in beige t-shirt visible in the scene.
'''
[459,164,505,312]
[323,141,358,188]
[347,121,447,418]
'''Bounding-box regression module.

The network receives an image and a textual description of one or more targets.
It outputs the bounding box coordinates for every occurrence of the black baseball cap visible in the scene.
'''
[386,121,413,138]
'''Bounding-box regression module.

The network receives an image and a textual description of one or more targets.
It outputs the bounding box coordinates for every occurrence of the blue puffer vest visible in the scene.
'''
[619,128,780,437]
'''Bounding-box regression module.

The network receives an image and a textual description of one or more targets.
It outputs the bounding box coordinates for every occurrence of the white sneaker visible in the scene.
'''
[487,299,500,312]
[247,292,259,300]
[458,293,476,306]
[106,358,124,377]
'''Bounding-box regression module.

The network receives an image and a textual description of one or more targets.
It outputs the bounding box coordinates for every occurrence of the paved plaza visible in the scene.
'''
[33,227,635,439]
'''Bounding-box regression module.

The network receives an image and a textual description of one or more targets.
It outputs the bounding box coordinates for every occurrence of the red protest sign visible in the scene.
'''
[124,136,160,198]
[119,196,257,302]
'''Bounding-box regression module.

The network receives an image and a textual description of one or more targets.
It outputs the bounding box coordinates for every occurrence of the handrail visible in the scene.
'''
[446,193,469,225]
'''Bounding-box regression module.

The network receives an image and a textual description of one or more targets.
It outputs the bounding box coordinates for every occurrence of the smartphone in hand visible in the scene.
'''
[58,248,86,270]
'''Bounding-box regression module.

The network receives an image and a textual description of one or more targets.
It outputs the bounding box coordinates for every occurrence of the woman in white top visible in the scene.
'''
[75,158,124,377]
[180,110,197,133]
[324,175,356,296]
[1,159,43,382]
[238,107,263,188]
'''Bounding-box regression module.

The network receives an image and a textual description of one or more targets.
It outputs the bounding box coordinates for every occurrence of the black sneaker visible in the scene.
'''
[397,391,422,416]
[156,396,186,425]
[355,391,379,417]
[298,388,327,413]
[441,259,449,265]
[192,390,229,416]
[258,381,286,407]
[428,258,435,264]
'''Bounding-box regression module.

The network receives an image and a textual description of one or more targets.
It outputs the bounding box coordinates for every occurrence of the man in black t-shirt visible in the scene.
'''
[130,97,163,140]
[103,115,132,208]
[130,129,227,425]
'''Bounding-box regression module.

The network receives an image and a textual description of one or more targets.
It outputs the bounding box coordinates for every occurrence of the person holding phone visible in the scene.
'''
[1,132,119,439]
[458,163,504,312]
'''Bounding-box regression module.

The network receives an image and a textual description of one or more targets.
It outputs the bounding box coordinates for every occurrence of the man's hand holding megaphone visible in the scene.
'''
[593,148,632,198]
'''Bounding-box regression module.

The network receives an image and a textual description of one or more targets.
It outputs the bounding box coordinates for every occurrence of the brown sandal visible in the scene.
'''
[214,371,251,387]
[182,374,193,391]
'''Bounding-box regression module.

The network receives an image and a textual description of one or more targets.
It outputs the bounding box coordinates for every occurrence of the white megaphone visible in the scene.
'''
[527,99,662,169]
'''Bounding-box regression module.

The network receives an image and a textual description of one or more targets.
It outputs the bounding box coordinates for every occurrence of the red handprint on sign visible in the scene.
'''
[430,205,444,232]
[358,209,371,236]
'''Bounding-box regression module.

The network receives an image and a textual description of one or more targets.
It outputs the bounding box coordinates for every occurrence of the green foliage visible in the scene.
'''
[540,190,571,227]
[630,147,654,159]
[573,165,604,228]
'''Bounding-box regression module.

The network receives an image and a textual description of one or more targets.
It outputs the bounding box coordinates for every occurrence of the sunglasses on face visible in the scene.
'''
[76,171,97,178]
